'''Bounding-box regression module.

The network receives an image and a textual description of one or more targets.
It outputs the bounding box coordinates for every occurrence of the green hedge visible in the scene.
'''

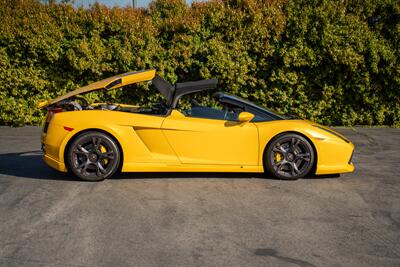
[0,0,399,126]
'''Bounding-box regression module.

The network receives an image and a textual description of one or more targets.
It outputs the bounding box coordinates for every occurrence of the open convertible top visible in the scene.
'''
[152,75,218,108]
[38,69,217,109]
[38,70,157,108]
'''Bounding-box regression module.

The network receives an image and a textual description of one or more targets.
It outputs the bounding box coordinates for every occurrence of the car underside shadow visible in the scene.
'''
[114,172,339,180]
[115,172,267,180]
[308,173,340,179]
[0,151,79,181]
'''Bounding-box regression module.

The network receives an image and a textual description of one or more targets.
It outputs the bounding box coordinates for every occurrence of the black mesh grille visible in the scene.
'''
[43,121,49,133]
[349,150,354,164]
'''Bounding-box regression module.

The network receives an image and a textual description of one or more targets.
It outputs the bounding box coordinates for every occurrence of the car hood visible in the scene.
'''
[295,119,351,143]
[38,69,156,108]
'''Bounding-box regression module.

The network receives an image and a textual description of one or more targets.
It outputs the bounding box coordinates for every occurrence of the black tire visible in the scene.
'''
[264,133,315,180]
[66,131,121,181]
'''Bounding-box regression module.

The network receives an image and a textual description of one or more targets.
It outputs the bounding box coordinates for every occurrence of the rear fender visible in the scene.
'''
[58,125,126,167]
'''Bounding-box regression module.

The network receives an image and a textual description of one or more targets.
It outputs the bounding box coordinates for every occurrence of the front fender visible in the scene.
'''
[255,120,354,175]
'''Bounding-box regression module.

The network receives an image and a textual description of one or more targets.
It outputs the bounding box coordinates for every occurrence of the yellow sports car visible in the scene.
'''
[39,70,354,181]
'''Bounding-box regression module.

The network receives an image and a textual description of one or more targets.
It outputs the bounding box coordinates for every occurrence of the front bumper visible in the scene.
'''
[316,162,355,175]
[314,137,355,175]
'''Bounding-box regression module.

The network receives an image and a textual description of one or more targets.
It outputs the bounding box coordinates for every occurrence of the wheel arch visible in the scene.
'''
[62,128,124,172]
[262,131,318,175]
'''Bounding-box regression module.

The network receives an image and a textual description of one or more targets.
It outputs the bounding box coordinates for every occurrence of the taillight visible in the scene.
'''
[63,126,74,132]
[43,108,63,133]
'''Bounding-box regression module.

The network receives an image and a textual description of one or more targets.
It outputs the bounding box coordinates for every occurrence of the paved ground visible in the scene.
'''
[0,126,399,267]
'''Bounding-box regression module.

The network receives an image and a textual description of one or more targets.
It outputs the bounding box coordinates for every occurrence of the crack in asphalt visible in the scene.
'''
[254,248,316,267]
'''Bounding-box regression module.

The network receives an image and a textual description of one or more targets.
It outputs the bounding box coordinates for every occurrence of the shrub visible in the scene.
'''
[0,0,398,126]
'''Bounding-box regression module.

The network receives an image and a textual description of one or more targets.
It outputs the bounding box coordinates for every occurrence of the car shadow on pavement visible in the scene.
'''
[0,151,339,181]
[0,151,78,181]
[116,172,267,180]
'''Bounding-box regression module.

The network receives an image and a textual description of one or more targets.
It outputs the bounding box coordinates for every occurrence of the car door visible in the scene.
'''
[161,110,259,165]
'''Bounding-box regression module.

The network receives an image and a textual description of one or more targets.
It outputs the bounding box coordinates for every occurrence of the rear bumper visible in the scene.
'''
[41,122,70,173]
[43,154,67,172]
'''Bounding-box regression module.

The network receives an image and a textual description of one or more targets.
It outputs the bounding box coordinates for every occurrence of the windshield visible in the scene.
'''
[214,93,288,121]
[232,95,288,119]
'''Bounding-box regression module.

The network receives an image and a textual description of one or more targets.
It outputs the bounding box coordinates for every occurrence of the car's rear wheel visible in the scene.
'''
[264,133,315,180]
[66,131,120,181]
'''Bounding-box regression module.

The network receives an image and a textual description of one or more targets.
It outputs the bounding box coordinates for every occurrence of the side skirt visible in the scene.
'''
[122,163,264,173]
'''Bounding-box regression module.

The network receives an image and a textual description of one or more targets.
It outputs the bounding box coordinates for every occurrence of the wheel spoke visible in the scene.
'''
[293,138,300,151]
[98,162,107,173]
[92,137,101,152]
[273,143,287,154]
[286,162,292,175]
[79,160,90,173]
[297,152,310,161]
[276,161,291,173]
[78,162,85,169]
[95,164,101,177]
[292,162,300,175]
[273,160,284,171]
[75,144,89,155]
[290,138,301,151]
[101,152,114,160]
[95,161,107,176]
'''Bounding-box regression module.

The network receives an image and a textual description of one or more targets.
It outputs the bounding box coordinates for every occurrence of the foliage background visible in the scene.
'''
[0,0,399,126]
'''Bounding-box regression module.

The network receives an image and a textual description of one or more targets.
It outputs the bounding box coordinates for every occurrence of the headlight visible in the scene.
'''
[313,125,350,143]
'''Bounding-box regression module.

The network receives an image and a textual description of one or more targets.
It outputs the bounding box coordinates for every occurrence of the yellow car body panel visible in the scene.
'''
[39,70,354,177]
[162,110,259,165]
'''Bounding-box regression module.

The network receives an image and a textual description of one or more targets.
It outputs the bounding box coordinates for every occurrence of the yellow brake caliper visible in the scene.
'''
[274,152,282,163]
[100,145,108,165]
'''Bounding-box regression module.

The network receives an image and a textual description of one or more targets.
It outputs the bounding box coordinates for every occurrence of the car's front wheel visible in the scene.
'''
[66,131,121,181]
[264,133,315,180]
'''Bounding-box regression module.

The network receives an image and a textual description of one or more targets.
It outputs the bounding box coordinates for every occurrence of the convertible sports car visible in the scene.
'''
[38,69,354,181]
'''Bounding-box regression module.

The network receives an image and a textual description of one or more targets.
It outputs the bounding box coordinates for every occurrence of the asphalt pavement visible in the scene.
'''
[0,126,399,267]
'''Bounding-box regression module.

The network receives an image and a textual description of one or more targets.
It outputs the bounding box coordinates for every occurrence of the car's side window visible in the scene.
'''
[224,106,244,121]
[177,93,241,121]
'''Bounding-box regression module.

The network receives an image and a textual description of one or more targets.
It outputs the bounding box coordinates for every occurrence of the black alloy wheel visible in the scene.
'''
[66,131,120,181]
[264,133,315,180]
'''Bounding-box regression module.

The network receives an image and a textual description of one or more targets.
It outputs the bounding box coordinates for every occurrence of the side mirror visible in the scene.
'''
[238,112,254,123]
